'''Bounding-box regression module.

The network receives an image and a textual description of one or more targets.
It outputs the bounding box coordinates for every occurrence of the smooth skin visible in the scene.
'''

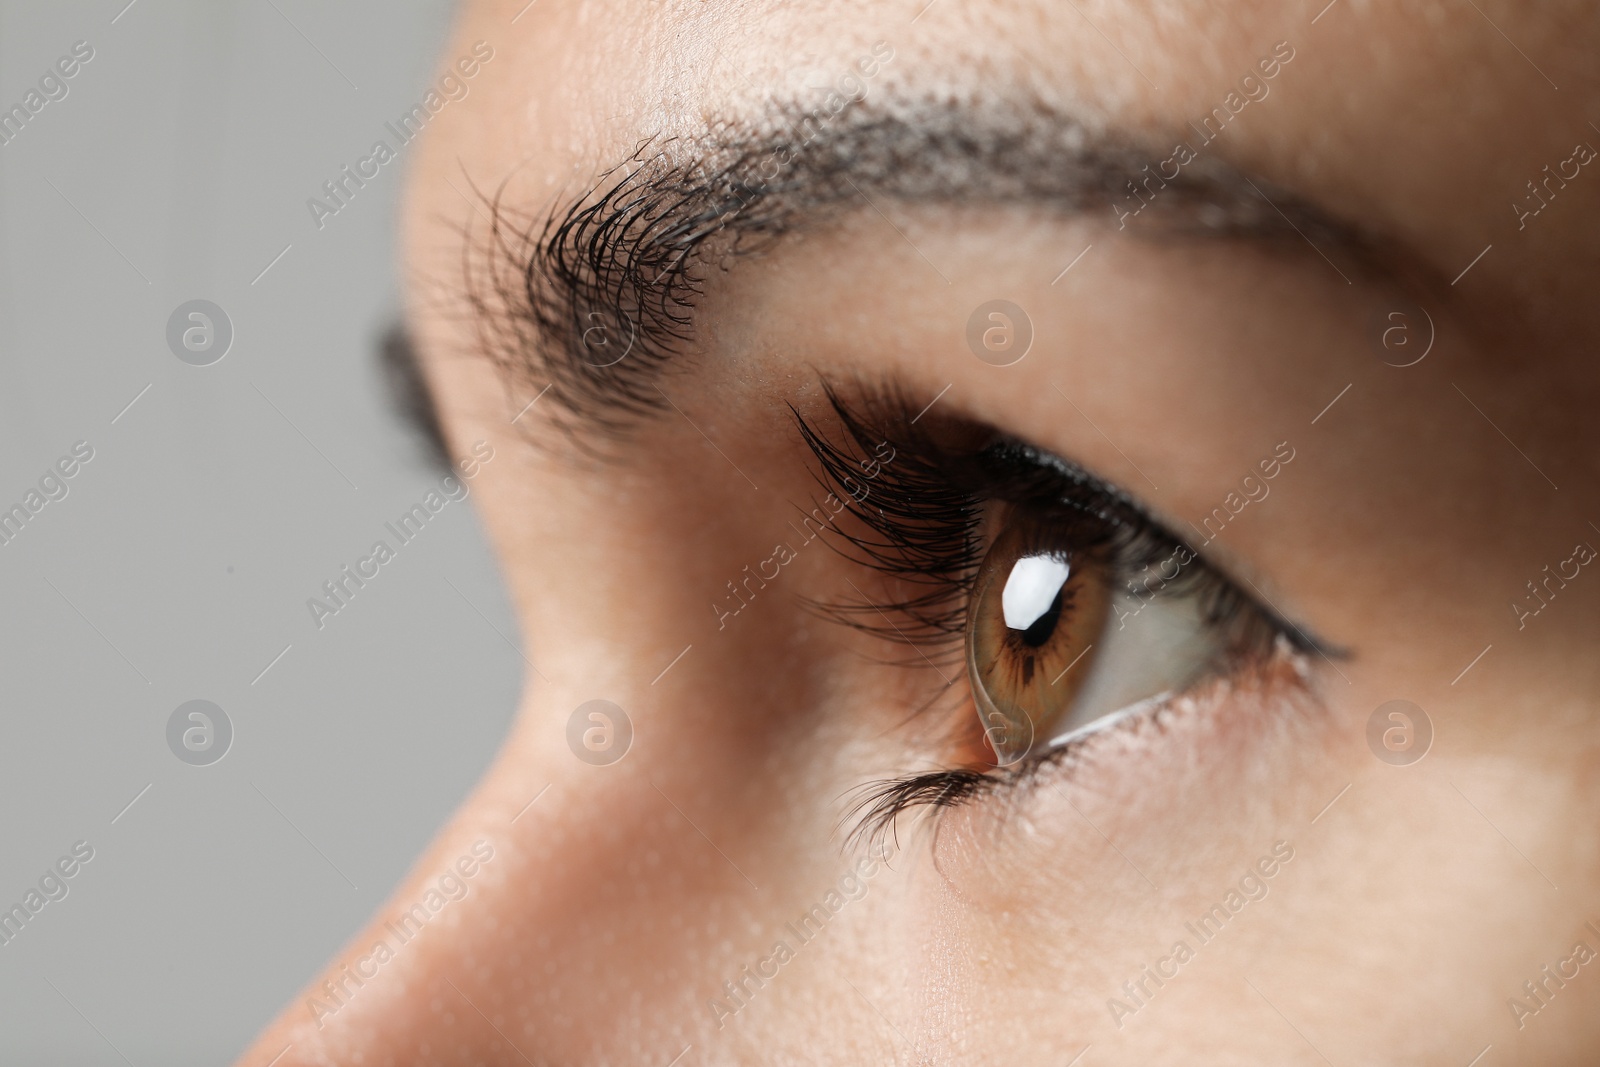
[237,1,1600,1064]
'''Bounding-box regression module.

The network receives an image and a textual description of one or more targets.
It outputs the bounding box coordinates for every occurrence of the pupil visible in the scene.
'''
[1016,585,1064,648]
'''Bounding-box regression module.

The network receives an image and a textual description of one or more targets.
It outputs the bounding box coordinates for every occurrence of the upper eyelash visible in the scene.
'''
[793,382,1307,846]
[795,383,1288,656]
[791,387,984,648]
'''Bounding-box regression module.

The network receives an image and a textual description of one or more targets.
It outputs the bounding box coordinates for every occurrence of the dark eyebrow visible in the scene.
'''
[467,95,1420,445]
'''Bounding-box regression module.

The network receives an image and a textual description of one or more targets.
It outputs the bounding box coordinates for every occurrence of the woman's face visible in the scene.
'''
[240,0,1600,1063]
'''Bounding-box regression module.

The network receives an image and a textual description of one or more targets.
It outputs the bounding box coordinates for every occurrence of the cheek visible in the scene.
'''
[935,676,1331,914]
[916,671,1343,1044]
[935,664,1335,891]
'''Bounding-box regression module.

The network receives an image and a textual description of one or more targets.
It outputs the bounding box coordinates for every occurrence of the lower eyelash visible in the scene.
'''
[840,690,1177,855]
[842,770,991,854]
[841,647,1317,855]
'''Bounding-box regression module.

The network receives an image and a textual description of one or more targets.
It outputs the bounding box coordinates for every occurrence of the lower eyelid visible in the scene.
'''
[1042,690,1173,753]
[850,637,1320,846]
[1047,587,1216,741]
[926,673,1329,900]
[1036,645,1320,782]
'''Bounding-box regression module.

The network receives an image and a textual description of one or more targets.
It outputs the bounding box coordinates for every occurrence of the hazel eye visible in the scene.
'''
[966,514,1222,767]
[966,520,1109,765]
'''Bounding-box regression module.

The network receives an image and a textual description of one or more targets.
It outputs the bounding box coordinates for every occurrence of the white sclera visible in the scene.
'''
[1001,555,1072,631]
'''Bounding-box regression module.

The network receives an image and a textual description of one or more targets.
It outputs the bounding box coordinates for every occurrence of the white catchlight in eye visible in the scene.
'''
[1001,555,1071,630]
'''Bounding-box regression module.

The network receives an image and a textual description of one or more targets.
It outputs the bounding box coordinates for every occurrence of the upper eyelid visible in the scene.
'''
[801,387,1343,666]
[989,437,1344,661]
[1128,498,1347,663]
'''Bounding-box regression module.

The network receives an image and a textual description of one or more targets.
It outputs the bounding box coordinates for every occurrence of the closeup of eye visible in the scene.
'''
[968,511,1224,767]
[798,384,1319,833]
[967,520,1111,767]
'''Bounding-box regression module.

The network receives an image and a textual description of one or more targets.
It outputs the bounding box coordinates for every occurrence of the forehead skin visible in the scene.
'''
[231,2,1600,1065]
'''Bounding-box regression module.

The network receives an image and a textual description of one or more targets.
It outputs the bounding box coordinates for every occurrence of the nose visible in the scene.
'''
[229,648,803,1067]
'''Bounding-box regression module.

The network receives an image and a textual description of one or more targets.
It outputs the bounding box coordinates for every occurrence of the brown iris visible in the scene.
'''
[965,519,1110,766]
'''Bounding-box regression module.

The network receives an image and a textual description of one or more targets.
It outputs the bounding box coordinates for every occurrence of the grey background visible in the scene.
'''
[0,2,523,1063]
